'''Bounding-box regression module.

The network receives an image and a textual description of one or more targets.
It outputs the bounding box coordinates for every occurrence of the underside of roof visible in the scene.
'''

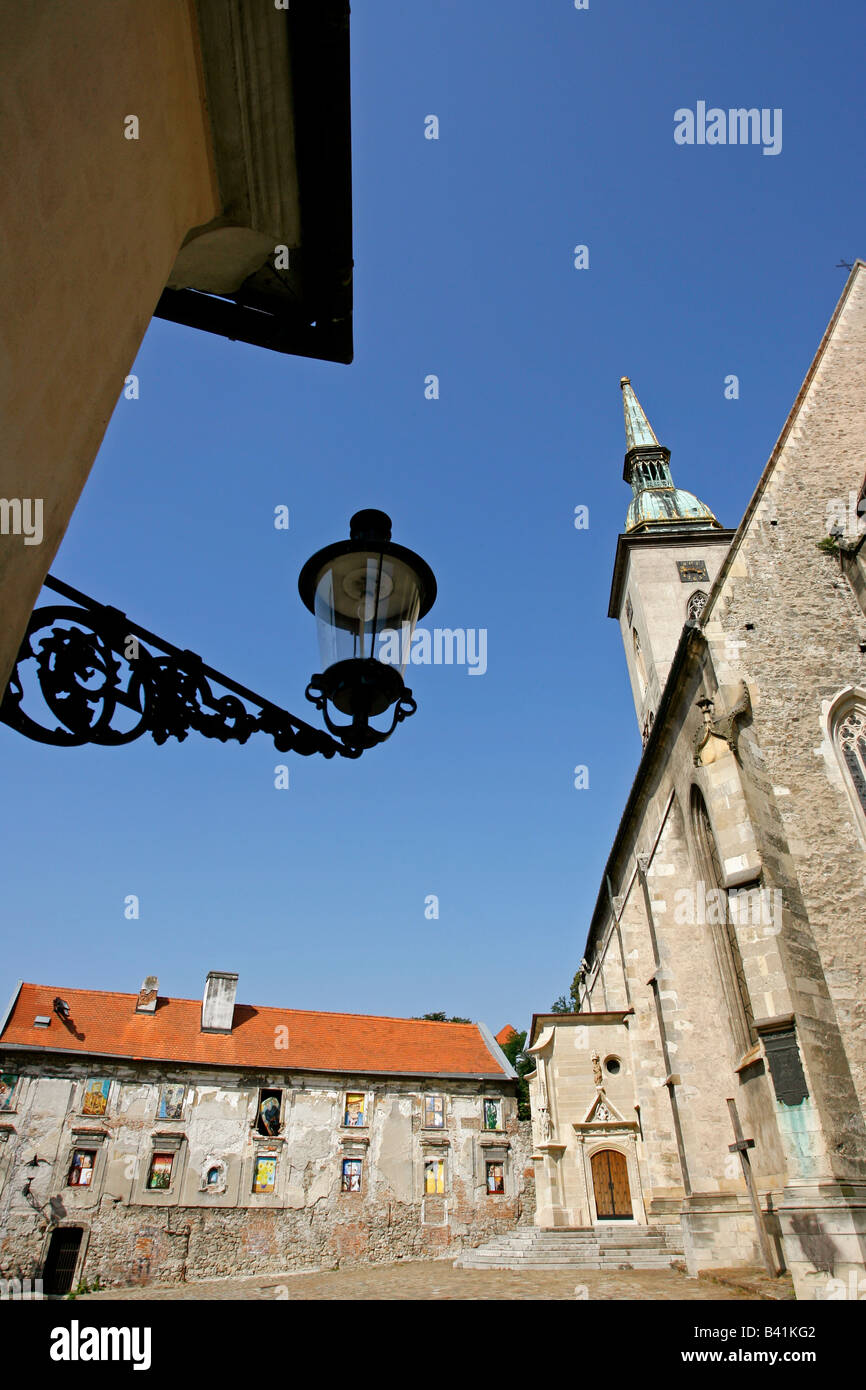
[154,0,353,364]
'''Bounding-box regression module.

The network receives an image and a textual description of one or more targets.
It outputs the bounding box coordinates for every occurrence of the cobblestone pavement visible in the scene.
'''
[81,1261,756,1301]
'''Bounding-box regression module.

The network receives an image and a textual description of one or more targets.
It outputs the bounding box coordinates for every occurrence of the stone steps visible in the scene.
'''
[456,1224,684,1271]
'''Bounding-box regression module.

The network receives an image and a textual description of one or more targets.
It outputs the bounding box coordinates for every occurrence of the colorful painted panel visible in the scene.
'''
[157,1084,185,1121]
[423,1095,444,1128]
[257,1091,282,1136]
[341,1158,362,1192]
[424,1159,444,1195]
[486,1161,505,1195]
[68,1150,95,1187]
[343,1093,365,1127]
[0,1074,19,1110]
[147,1153,173,1190]
[81,1077,110,1116]
[482,1098,501,1131]
[254,1156,277,1194]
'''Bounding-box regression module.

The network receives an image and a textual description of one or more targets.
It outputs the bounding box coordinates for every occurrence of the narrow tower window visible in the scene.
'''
[633,630,648,697]
[687,590,708,622]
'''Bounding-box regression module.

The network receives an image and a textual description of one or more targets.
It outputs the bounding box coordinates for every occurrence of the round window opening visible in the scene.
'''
[605,1057,622,1076]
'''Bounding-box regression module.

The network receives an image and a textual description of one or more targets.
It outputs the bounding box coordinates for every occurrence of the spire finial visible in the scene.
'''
[621,376,660,451]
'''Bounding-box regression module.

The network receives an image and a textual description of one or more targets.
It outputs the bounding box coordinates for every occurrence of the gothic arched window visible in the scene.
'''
[835,703,866,816]
[633,629,647,697]
[690,787,756,1060]
[687,590,708,622]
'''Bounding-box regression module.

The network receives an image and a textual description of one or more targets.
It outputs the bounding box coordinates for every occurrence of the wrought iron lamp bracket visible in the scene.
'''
[0,576,351,759]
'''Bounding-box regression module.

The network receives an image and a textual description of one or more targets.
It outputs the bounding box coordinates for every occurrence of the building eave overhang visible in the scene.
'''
[0,1042,513,1086]
[528,1009,633,1049]
[154,0,353,364]
[607,529,736,619]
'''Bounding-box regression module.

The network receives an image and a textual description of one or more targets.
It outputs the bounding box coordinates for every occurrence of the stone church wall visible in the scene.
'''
[703,267,866,1161]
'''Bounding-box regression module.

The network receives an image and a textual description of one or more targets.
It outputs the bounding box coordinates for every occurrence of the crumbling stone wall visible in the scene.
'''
[0,1058,534,1289]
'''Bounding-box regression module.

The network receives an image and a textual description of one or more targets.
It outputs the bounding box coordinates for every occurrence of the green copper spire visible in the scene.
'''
[618,376,720,534]
[621,377,659,450]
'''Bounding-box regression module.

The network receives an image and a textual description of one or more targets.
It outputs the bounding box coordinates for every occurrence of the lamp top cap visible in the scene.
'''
[349,509,392,544]
[620,376,630,387]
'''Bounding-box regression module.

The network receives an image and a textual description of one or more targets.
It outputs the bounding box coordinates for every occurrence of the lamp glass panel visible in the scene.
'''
[313,551,422,675]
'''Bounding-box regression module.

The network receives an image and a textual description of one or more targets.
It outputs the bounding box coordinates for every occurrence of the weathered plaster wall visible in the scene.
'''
[0,1059,534,1287]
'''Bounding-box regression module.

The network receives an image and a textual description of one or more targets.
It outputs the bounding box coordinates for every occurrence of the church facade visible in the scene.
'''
[528,261,866,1300]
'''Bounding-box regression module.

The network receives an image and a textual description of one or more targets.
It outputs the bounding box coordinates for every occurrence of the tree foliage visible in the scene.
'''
[499,1028,532,1120]
[414,1011,472,1023]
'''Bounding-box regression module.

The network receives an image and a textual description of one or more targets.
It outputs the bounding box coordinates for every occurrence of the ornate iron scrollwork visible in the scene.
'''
[304,674,416,753]
[0,576,350,758]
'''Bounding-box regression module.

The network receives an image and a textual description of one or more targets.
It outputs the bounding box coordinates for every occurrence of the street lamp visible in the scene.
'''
[299,510,437,752]
[0,510,437,760]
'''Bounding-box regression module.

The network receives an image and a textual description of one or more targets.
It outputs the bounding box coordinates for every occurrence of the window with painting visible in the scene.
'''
[424,1158,445,1195]
[343,1093,366,1127]
[67,1149,96,1187]
[253,1154,277,1194]
[423,1094,444,1129]
[157,1084,185,1121]
[341,1158,362,1193]
[486,1161,505,1195]
[482,1098,502,1131]
[256,1089,283,1137]
[0,1074,19,1110]
[81,1077,110,1117]
[147,1153,174,1190]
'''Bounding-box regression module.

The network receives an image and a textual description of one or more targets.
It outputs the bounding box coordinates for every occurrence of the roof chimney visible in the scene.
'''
[135,976,159,1014]
[201,971,238,1034]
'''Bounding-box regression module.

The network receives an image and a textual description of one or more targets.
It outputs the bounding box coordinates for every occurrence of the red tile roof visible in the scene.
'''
[495,1024,519,1045]
[0,984,511,1080]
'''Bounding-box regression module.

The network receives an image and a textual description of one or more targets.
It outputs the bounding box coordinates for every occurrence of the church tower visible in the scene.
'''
[608,378,734,742]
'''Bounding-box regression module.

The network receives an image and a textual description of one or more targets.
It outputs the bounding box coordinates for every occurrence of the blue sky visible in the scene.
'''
[2,0,863,1036]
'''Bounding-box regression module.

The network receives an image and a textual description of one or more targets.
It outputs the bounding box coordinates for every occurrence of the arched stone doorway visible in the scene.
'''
[591,1148,632,1220]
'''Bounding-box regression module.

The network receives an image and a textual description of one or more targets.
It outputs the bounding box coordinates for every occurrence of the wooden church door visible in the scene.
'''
[591,1149,632,1219]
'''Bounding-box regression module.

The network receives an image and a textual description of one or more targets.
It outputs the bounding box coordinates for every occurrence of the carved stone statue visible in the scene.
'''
[591,1051,603,1088]
[693,683,752,765]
